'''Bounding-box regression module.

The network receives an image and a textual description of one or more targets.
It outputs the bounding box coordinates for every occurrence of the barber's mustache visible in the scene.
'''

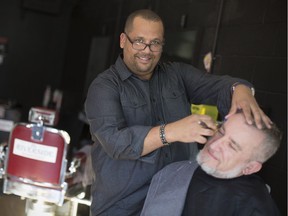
[135,54,153,58]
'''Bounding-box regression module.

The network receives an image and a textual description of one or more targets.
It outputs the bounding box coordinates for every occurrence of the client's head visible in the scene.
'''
[197,112,282,179]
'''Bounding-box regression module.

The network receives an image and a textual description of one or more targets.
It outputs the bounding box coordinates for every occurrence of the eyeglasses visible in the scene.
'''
[124,33,164,52]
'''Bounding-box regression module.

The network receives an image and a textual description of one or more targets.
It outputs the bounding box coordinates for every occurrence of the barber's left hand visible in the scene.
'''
[225,84,273,129]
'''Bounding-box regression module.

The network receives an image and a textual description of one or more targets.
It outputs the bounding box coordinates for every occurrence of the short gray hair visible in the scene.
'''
[252,123,282,163]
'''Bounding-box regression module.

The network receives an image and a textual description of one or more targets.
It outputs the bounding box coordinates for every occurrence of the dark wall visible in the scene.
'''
[0,0,286,215]
[0,0,75,117]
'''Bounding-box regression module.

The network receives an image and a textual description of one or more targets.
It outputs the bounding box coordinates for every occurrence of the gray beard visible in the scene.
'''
[196,151,244,179]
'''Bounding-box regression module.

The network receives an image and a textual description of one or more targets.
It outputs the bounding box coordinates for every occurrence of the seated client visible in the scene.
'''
[140,111,282,216]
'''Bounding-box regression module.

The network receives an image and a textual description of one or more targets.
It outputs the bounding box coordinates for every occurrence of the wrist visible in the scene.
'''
[231,82,255,96]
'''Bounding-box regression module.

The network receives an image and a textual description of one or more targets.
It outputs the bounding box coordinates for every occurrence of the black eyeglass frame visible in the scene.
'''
[124,32,164,52]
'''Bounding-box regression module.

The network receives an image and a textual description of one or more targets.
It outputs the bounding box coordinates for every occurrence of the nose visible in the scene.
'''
[142,44,152,53]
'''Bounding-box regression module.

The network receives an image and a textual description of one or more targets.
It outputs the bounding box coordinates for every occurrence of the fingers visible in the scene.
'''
[195,136,208,144]
[260,110,273,128]
[248,107,273,129]
[197,116,217,131]
[227,102,273,129]
[174,114,217,144]
[229,84,273,129]
[225,103,238,119]
[239,102,254,125]
[195,116,217,144]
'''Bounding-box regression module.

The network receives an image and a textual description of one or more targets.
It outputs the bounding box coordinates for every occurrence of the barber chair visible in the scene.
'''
[0,144,6,180]
[2,107,70,216]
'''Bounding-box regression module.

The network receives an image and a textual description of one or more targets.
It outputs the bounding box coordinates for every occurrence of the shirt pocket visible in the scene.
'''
[121,95,149,125]
[162,87,190,119]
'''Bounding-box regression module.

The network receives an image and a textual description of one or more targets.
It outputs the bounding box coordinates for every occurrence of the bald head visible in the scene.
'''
[124,9,164,34]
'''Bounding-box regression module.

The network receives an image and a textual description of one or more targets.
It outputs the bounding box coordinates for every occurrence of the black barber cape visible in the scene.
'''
[141,160,281,216]
[182,167,281,216]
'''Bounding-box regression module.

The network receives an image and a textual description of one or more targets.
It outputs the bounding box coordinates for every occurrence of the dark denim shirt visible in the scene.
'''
[85,55,252,215]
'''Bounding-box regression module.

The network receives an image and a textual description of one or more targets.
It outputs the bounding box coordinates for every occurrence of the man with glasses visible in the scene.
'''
[141,111,282,216]
[85,9,273,215]
[124,32,163,53]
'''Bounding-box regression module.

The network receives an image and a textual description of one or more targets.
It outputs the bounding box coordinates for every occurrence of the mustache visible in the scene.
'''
[135,53,153,58]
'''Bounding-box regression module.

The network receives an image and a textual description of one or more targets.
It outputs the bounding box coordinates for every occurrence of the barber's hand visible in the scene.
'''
[225,84,273,129]
[166,114,217,144]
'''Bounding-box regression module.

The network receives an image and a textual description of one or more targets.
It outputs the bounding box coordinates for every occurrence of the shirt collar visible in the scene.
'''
[115,54,133,81]
[115,54,162,81]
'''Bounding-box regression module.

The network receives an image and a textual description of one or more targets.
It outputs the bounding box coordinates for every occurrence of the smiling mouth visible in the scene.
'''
[139,56,150,60]
[136,54,152,62]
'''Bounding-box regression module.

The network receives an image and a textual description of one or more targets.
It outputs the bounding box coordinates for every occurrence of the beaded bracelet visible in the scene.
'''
[160,124,170,146]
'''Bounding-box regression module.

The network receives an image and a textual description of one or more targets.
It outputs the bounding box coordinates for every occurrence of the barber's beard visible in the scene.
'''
[134,54,155,72]
[196,152,244,179]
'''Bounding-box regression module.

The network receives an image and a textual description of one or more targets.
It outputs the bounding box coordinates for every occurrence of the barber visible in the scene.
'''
[85,9,272,216]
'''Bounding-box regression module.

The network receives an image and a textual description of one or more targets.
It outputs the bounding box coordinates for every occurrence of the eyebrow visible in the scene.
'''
[222,124,243,151]
[133,35,163,42]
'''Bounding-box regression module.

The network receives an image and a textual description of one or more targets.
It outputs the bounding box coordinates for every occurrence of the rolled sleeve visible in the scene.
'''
[170,63,253,118]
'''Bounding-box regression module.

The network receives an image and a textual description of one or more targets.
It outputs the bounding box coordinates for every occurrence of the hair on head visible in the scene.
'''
[124,9,163,33]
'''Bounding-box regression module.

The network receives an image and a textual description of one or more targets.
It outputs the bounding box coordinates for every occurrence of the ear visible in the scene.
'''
[120,33,126,48]
[242,161,262,175]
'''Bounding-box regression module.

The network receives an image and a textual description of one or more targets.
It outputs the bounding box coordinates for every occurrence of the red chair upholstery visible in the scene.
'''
[3,122,70,205]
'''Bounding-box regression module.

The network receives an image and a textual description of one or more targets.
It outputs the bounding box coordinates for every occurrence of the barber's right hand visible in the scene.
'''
[165,114,217,144]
